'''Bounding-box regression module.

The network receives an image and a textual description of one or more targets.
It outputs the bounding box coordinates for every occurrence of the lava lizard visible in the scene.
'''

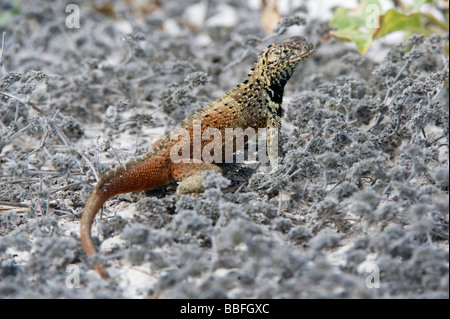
[80,36,314,278]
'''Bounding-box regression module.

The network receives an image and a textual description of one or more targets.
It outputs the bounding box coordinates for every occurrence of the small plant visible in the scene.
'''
[330,0,449,54]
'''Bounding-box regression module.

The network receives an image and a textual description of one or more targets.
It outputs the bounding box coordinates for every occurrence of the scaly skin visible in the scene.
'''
[80,36,314,278]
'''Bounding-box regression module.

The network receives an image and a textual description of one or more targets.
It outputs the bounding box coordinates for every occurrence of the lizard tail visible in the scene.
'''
[80,148,172,278]
[80,187,110,278]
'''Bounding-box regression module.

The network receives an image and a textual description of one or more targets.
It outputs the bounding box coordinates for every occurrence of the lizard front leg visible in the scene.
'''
[266,112,281,170]
[172,162,222,198]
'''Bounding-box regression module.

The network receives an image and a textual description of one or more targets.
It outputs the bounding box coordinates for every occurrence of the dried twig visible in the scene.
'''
[0,201,29,208]
[0,91,100,181]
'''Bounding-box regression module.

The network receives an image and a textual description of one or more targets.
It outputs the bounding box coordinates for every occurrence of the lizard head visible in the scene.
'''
[243,36,314,105]
[241,36,313,107]
[253,36,314,90]
[265,36,314,73]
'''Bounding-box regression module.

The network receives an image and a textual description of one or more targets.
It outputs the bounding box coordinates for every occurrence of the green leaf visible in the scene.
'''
[330,0,446,54]
[374,9,423,39]
[330,0,383,54]
[330,29,374,54]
